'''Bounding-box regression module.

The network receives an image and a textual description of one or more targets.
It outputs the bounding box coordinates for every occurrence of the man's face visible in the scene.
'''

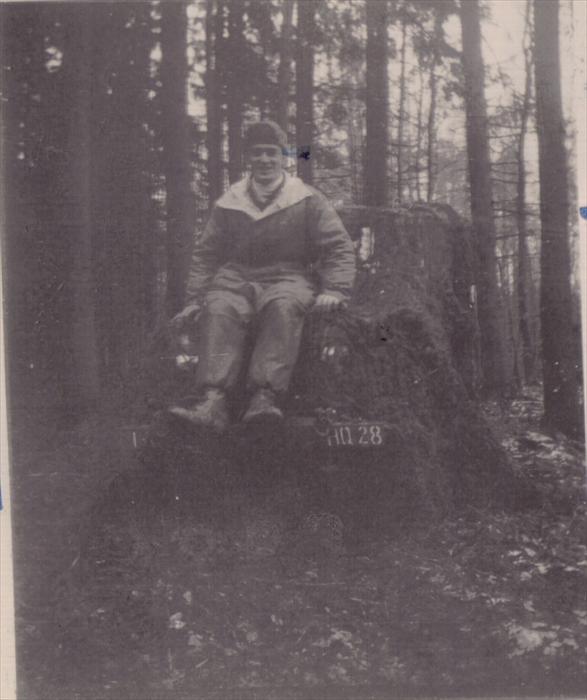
[248,144,284,184]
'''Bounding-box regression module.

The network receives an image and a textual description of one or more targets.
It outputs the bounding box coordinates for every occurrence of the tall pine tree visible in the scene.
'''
[534,0,583,437]
[296,0,316,184]
[364,0,388,206]
[161,1,195,316]
[460,0,510,395]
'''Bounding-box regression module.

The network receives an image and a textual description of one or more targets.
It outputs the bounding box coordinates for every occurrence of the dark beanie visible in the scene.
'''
[243,120,287,152]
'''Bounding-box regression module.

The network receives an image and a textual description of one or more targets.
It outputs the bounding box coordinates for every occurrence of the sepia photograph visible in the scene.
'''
[0,0,585,698]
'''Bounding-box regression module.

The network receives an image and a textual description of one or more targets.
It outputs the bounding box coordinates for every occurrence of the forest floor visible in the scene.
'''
[9,387,587,700]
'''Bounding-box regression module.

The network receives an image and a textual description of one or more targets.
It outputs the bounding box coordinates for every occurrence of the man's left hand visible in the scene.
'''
[314,293,343,312]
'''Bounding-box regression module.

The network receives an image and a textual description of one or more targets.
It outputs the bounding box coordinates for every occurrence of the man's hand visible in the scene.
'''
[169,303,201,332]
[313,293,343,312]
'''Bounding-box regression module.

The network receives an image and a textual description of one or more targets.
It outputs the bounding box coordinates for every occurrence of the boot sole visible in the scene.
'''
[241,412,284,427]
[167,406,228,434]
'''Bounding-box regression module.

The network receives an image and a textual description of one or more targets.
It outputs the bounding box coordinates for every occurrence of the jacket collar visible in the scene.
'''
[216,172,313,221]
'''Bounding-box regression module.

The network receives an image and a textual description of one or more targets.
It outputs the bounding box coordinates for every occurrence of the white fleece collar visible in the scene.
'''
[216,172,313,221]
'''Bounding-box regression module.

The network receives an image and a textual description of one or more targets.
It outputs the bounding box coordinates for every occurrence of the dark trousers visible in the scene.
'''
[195,267,316,394]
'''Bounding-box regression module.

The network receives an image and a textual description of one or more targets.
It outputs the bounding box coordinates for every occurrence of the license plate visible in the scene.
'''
[325,423,384,447]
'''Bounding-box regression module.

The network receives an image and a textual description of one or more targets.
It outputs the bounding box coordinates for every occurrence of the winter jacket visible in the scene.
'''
[184,174,356,306]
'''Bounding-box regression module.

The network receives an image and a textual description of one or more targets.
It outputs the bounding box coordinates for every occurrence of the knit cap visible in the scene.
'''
[243,120,287,152]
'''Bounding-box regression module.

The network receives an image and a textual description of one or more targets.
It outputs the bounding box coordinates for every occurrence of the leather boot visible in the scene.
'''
[242,388,284,424]
[168,389,229,433]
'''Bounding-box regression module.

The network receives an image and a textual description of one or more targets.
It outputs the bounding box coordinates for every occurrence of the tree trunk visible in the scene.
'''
[415,67,424,202]
[64,6,100,410]
[346,57,364,204]
[396,18,407,204]
[141,206,518,527]
[226,1,244,183]
[88,4,156,392]
[277,0,294,132]
[516,1,535,383]
[460,0,510,395]
[3,3,157,414]
[426,10,442,202]
[205,0,224,204]
[364,0,388,206]
[161,1,195,316]
[0,4,63,414]
[295,0,316,184]
[533,0,583,438]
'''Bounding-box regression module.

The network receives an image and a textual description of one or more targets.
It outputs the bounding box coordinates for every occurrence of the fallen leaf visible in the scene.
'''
[169,613,186,630]
[188,633,204,650]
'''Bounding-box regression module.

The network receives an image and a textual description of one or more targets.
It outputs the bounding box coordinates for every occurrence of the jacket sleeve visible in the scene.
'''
[184,206,226,306]
[307,193,356,301]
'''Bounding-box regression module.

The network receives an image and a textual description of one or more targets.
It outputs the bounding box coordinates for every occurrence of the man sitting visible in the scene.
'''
[170,120,356,433]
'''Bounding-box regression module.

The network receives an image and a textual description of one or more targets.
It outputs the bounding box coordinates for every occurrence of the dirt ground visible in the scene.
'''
[9,388,587,699]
